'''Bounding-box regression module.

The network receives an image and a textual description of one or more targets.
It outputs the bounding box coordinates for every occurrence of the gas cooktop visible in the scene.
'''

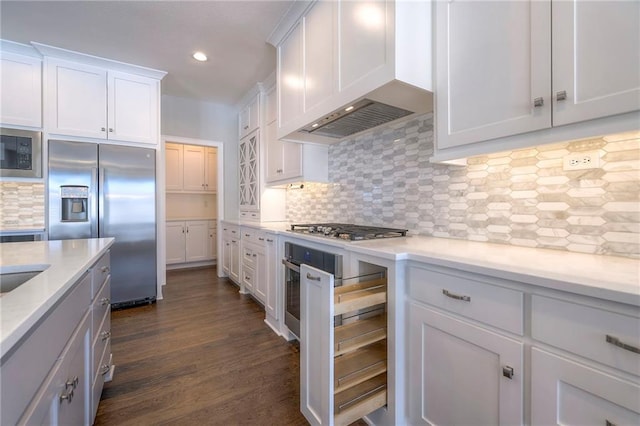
[289,223,408,241]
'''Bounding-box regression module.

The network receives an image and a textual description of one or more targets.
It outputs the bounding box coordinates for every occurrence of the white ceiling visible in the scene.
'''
[0,0,294,107]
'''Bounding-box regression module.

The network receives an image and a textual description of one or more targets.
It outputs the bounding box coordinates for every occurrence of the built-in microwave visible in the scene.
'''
[0,127,42,178]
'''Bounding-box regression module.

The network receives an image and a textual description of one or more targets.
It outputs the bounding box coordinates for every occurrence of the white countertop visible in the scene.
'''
[0,238,114,359]
[221,220,640,306]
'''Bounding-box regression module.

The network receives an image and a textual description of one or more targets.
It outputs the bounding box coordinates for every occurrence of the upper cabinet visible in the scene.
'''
[264,83,328,185]
[271,0,432,144]
[47,58,160,144]
[434,0,640,161]
[0,50,42,128]
[239,93,260,139]
[165,143,217,193]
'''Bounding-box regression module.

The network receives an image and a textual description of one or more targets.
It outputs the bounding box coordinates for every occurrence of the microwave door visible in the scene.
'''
[48,140,98,240]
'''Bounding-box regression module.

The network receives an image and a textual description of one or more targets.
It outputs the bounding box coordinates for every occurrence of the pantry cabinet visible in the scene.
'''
[435,0,640,156]
[46,58,160,144]
[166,220,215,265]
[0,51,42,128]
[165,143,217,193]
[300,264,388,426]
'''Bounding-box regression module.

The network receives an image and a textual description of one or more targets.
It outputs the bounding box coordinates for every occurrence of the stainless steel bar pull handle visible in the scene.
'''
[442,289,471,302]
[306,273,321,281]
[606,334,640,354]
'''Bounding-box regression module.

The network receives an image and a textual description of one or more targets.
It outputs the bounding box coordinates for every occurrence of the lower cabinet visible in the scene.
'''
[166,220,216,265]
[407,302,523,425]
[2,250,112,426]
[300,264,388,426]
[221,223,240,284]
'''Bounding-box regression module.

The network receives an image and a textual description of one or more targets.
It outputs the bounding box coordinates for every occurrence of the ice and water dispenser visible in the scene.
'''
[60,185,89,222]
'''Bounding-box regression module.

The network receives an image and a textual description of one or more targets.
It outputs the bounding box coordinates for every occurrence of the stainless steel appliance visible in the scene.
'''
[289,223,408,240]
[283,242,343,339]
[0,128,42,178]
[48,140,156,308]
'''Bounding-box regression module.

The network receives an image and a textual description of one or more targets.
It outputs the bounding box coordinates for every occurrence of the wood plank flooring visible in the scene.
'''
[94,267,309,425]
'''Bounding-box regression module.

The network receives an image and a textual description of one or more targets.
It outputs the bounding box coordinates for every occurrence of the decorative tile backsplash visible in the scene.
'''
[286,114,640,258]
[0,182,45,230]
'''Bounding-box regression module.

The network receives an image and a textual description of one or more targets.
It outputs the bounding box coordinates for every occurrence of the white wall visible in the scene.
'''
[161,94,238,219]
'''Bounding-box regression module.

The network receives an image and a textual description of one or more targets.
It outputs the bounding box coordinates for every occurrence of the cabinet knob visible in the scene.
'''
[502,366,514,379]
[108,128,114,132]
[100,364,111,375]
[244,125,249,130]
[60,389,74,404]
[65,376,79,390]
[101,330,111,341]
[100,297,111,306]
[556,90,567,101]
[100,266,110,273]
[258,237,264,241]
[266,239,273,243]
[533,97,544,107]
[101,127,106,132]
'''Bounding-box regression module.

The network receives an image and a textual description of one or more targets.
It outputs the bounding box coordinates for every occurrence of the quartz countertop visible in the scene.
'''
[0,238,114,359]
[220,220,640,306]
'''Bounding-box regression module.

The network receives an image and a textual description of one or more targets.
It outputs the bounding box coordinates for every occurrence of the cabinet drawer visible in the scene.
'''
[222,224,239,238]
[241,228,266,245]
[408,266,524,335]
[242,265,255,290]
[240,211,260,221]
[242,246,256,269]
[91,251,110,299]
[92,310,111,383]
[92,277,111,335]
[532,295,640,376]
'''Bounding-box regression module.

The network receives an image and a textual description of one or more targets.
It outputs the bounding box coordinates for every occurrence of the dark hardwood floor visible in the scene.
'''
[94,267,309,425]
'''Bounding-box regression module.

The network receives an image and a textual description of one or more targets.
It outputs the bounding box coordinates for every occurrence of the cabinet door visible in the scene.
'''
[278,21,304,128]
[185,220,209,262]
[165,143,184,191]
[531,348,640,425]
[239,132,260,211]
[247,94,260,134]
[265,120,284,182]
[552,0,640,126]
[239,104,250,138]
[207,228,217,260]
[107,71,159,144]
[304,0,335,111]
[300,264,335,426]
[254,246,267,303]
[338,0,386,92]
[264,235,277,320]
[281,139,302,181]
[205,147,217,192]
[265,85,277,125]
[435,0,551,149]
[48,59,107,139]
[0,53,42,127]
[407,303,523,425]
[166,222,186,264]
[222,237,231,275]
[230,239,240,283]
[183,144,206,191]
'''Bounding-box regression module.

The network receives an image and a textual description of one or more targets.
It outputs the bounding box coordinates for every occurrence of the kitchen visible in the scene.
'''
[1,1,639,425]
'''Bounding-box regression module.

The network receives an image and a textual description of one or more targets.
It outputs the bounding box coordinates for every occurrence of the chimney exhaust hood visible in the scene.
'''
[269,0,433,145]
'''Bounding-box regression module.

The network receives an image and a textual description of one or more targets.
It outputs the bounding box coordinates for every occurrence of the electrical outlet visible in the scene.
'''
[563,150,601,171]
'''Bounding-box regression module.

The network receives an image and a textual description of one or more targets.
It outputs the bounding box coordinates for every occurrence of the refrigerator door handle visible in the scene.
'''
[91,167,99,238]
[98,167,105,236]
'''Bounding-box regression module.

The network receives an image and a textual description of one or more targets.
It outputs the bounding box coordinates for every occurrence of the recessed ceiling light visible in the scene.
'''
[193,52,208,62]
[311,123,319,128]
[345,106,354,112]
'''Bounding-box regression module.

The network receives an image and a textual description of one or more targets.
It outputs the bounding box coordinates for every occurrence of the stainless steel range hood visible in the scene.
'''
[284,80,434,145]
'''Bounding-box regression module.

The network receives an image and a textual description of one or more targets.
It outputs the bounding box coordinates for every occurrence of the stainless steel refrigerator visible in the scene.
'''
[48,140,157,307]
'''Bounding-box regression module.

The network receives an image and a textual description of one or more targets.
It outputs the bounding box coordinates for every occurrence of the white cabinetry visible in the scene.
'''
[300,264,389,426]
[46,58,160,144]
[0,51,42,128]
[239,130,260,212]
[434,0,640,159]
[264,84,328,185]
[264,233,278,322]
[221,223,240,284]
[208,223,217,261]
[273,0,431,143]
[405,264,524,424]
[165,143,217,193]
[239,93,260,139]
[166,220,215,265]
[1,251,112,426]
[530,295,640,424]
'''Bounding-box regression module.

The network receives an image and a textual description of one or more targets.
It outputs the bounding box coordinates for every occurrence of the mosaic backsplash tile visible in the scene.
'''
[0,182,45,230]
[286,114,640,258]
